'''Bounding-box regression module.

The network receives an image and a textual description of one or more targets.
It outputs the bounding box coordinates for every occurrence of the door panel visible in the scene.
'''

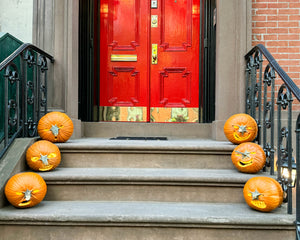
[100,0,149,121]
[99,0,200,122]
[160,0,192,51]
[150,0,200,122]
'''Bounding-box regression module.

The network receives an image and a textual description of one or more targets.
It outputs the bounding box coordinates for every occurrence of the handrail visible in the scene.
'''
[245,44,299,231]
[0,43,54,159]
[245,44,300,101]
[0,43,54,71]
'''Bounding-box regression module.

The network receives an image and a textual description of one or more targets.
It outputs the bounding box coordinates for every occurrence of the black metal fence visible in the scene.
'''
[0,44,54,159]
[245,44,300,237]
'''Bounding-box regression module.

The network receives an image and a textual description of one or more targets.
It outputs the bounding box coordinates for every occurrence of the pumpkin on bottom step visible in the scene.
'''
[243,176,283,212]
[4,172,47,208]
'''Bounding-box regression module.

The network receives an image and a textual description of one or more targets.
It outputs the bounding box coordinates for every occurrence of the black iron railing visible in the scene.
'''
[245,44,300,237]
[0,43,54,159]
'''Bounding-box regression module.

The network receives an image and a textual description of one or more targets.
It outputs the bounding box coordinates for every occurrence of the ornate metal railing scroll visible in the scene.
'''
[245,44,300,218]
[0,43,54,159]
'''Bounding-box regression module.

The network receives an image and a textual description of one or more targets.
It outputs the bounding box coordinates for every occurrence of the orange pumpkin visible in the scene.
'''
[26,140,61,171]
[231,142,266,173]
[224,113,258,144]
[4,172,47,208]
[243,176,283,212]
[37,112,74,142]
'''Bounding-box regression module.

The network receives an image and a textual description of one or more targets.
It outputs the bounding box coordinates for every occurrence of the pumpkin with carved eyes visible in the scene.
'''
[4,172,47,208]
[243,176,283,212]
[37,111,74,143]
[26,140,61,171]
[224,113,258,144]
[231,142,266,173]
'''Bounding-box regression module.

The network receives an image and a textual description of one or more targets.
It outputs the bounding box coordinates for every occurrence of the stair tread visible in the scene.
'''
[38,168,271,184]
[0,201,294,227]
[56,138,236,152]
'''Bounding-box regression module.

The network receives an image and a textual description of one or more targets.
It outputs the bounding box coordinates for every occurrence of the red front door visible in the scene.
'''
[99,0,201,122]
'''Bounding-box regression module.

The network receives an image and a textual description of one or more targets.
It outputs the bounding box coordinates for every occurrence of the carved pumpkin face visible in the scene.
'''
[243,176,283,212]
[223,113,258,144]
[231,142,266,173]
[26,140,61,171]
[37,112,74,143]
[4,172,47,208]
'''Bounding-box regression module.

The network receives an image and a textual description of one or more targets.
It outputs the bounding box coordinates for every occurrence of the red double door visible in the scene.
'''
[100,0,201,122]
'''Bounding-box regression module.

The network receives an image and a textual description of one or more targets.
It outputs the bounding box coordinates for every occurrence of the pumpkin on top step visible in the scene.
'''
[4,172,47,208]
[223,113,258,144]
[37,111,74,142]
[231,142,266,174]
[243,176,283,212]
[26,140,61,171]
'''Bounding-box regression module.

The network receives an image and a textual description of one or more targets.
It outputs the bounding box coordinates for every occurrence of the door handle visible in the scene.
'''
[152,44,158,64]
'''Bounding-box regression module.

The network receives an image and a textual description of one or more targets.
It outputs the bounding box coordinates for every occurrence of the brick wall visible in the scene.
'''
[252,0,300,110]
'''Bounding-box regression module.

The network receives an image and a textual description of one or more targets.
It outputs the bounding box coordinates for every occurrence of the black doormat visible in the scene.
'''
[109,136,168,140]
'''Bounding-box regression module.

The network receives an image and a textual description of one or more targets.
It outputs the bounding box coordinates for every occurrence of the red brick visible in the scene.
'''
[289,3,300,8]
[255,22,277,27]
[255,9,278,15]
[268,15,289,21]
[278,9,299,15]
[289,41,300,46]
[277,60,300,66]
[278,21,299,27]
[252,41,266,46]
[255,0,278,2]
[289,15,300,21]
[278,47,300,53]
[253,15,267,21]
[264,35,278,40]
[289,67,300,72]
[266,41,289,47]
[278,34,300,40]
[253,28,267,34]
[289,28,300,33]
[287,73,300,78]
[267,28,289,34]
[289,54,300,59]
[272,53,289,59]
[252,35,263,41]
[268,3,289,8]
[253,3,268,8]
[265,47,278,53]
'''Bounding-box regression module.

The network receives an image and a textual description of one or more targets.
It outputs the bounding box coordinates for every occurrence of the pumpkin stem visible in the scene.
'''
[235,150,251,159]
[50,124,60,136]
[238,125,247,135]
[23,189,32,202]
[250,189,262,200]
[39,154,49,165]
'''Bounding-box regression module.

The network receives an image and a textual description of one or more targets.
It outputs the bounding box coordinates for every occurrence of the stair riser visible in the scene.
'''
[0,225,295,240]
[59,152,234,169]
[44,184,245,203]
[83,122,212,139]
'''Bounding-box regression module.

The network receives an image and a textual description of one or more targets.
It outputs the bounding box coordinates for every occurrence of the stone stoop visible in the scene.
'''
[0,138,296,240]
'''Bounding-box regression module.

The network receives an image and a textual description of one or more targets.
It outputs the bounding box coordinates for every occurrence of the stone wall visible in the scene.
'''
[0,0,33,43]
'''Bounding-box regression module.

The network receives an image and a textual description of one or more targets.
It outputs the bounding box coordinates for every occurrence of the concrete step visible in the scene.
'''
[0,201,295,240]
[56,138,235,169]
[83,122,212,139]
[39,168,270,203]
